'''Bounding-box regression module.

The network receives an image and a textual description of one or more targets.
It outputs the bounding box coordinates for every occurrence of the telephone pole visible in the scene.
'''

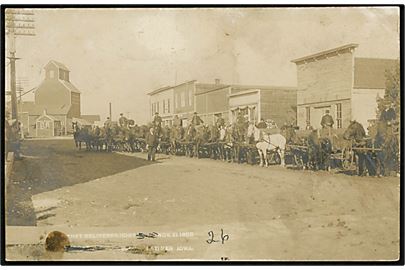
[5,9,35,120]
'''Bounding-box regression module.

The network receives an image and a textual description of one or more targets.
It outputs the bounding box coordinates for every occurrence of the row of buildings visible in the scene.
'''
[148,80,297,128]
[148,43,397,131]
[11,60,100,137]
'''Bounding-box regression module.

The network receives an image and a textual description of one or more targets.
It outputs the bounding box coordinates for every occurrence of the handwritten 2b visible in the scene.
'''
[206,229,229,244]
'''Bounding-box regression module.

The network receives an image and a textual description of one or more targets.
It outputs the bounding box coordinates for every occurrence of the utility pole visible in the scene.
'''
[5,9,35,120]
[109,102,112,120]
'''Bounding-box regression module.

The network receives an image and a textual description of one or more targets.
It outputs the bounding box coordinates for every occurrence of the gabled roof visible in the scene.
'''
[353,58,398,89]
[81,115,101,123]
[195,83,230,95]
[37,113,57,122]
[230,85,297,91]
[28,104,71,116]
[46,60,70,71]
[60,80,81,94]
[72,117,93,126]
[291,43,358,64]
[147,86,173,96]
[148,80,196,95]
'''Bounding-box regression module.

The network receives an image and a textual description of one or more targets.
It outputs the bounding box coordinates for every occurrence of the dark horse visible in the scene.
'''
[373,121,399,176]
[72,122,91,150]
[343,120,376,176]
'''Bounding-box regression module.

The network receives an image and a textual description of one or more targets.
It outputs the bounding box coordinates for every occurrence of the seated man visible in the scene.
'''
[255,118,267,129]
[215,113,225,129]
[104,117,112,129]
[191,112,204,126]
[152,112,162,135]
[173,115,182,128]
[118,113,128,128]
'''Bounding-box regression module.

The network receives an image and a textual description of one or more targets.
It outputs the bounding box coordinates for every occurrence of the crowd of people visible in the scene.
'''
[105,110,279,162]
[99,102,398,176]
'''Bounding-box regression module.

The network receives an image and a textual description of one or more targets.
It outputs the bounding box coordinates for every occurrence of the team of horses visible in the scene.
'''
[72,119,399,176]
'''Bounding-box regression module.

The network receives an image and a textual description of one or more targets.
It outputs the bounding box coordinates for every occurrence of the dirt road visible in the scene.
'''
[6,139,400,261]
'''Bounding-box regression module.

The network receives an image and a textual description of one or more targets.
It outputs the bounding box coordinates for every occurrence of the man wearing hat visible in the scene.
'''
[320,110,334,128]
[118,113,128,128]
[380,100,396,124]
[173,114,182,128]
[215,113,225,129]
[104,117,112,129]
[320,110,334,137]
[255,118,267,129]
[145,127,159,161]
[152,111,162,135]
[191,112,204,126]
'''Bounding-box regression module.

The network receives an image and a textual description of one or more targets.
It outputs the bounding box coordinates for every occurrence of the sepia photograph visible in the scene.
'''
[2,5,402,263]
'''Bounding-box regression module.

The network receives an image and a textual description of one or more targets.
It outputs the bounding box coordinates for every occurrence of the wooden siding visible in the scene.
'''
[296,50,354,129]
[260,90,297,127]
[68,92,81,118]
[297,99,351,130]
[35,80,71,108]
[297,52,353,105]
[174,82,195,114]
[195,87,229,115]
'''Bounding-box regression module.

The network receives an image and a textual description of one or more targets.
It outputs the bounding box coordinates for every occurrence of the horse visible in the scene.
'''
[72,122,91,150]
[89,126,103,151]
[254,127,286,167]
[194,125,209,158]
[207,125,220,159]
[184,125,197,157]
[372,121,399,176]
[343,120,376,176]
[159,126,171,155]
[170,125,184,155]
[218,125,233,162]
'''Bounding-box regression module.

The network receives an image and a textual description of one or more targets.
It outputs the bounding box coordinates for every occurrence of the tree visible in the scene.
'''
[376,60,400,121]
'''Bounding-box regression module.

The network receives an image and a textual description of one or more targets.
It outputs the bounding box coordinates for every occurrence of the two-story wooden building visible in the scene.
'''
[292,44,397,130]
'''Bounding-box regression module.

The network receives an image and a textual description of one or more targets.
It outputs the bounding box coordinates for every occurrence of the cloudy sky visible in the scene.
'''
[6,7,400,123]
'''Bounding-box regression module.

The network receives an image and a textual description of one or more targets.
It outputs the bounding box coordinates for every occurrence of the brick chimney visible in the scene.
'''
[215,78,221,85]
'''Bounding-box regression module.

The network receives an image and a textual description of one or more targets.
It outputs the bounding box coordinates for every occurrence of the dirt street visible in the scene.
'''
[6,139,400,261]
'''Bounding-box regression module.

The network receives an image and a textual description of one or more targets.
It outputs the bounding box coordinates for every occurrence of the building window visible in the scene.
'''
[305,107,311,126]
[181,92,186,107]
[188,90,193,106]
[163,100,166,113]
[167,99,171,113]
[336,103,342,128]
[59,69,64,80]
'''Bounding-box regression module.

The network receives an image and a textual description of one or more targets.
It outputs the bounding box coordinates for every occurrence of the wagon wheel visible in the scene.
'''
[293,152,304,168]
[170,142,176,155]
[341,146,355,170]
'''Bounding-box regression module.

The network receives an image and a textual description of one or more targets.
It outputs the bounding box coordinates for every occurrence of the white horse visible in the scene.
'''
[253,127,286,167]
